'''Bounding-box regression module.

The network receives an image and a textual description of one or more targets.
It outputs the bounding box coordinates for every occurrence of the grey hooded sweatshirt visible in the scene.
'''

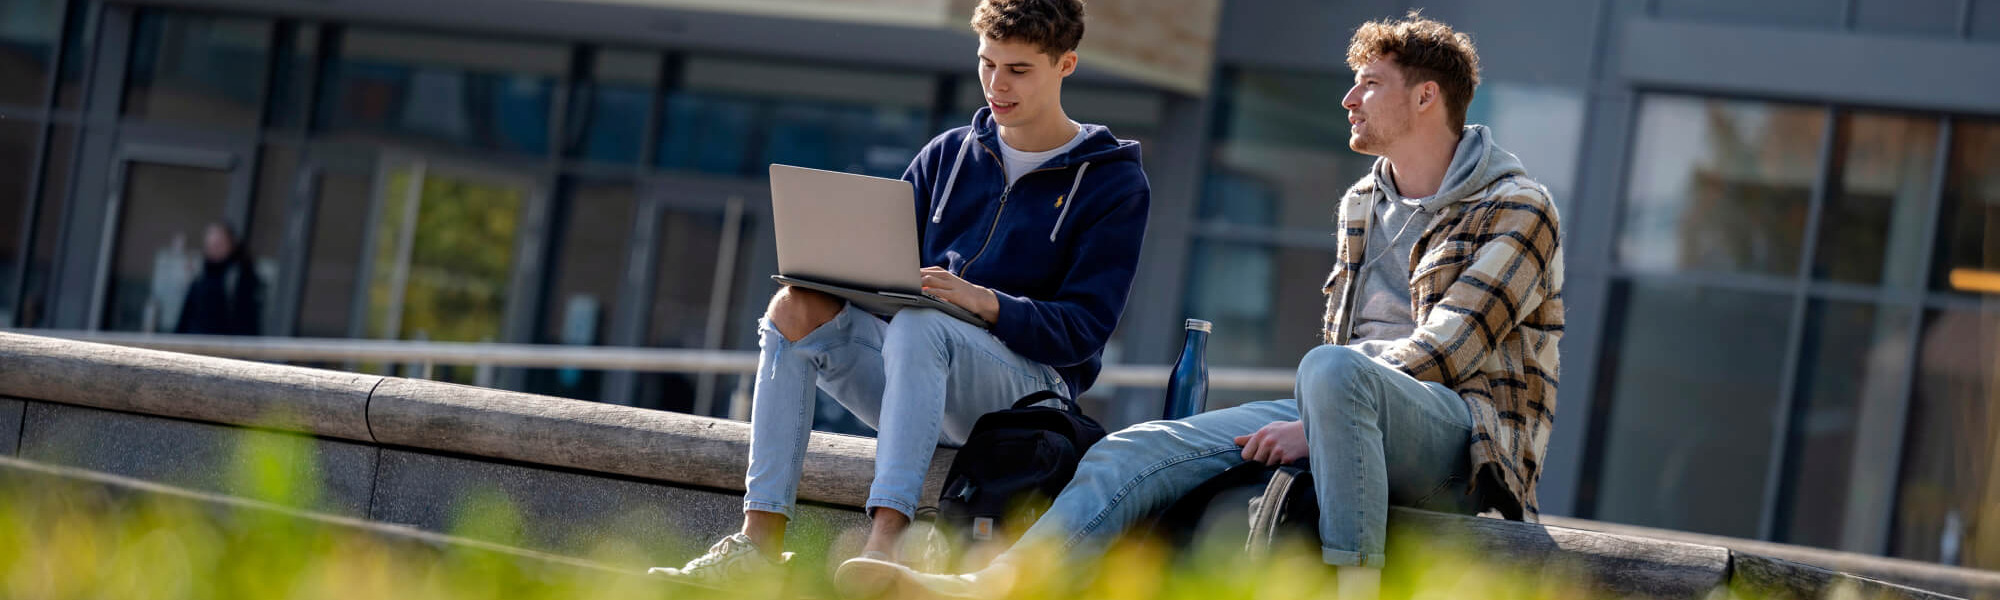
[1349,125,1528,358]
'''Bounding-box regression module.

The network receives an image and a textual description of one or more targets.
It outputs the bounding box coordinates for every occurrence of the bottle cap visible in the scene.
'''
[1184,319,1212,333]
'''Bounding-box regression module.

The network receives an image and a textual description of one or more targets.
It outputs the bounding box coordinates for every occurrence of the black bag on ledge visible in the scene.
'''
[935,390,1107,548]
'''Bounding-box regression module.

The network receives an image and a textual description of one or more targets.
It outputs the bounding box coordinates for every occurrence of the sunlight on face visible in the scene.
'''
[977,36,1074,129]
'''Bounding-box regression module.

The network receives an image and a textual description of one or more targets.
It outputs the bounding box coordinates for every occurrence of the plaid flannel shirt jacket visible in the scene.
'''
[1322,172,1565,522]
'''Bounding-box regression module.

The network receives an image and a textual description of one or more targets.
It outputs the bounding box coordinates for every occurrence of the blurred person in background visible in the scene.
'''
[175,222,261,336]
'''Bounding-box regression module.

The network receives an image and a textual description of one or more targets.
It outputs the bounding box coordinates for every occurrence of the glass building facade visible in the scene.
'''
[2,0,1997,573]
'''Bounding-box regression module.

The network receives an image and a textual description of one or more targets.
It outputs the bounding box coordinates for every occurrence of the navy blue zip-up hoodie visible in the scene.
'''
[902,107,1149,397]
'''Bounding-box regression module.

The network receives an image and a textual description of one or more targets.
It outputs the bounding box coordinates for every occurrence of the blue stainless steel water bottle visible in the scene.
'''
[1161,319,1211,420]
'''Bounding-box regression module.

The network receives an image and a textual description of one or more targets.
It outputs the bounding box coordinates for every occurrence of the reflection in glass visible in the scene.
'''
[1893,309,2000,569]
[103,163,233,332]
[0,0,64,108]
[296,170,372,339]
[634,208,731,413]
[524,183,637,402]
[658,57,931,179]
[320,29,562,156]
[1199,69,1372,226]
[1933,121,2000,297]
[123,12,272,129]
[568,50,657,164]
[363,162,526,383]
[1812,113,1938,288]
[20,126,73,328]
[1594,281,1792,539]
[1776,301,1912,549]
[1180,239,1336,373]
[268,25,320,130]
[248,145,296,334]
[1620,96,1826,277]
[0,119,35,323]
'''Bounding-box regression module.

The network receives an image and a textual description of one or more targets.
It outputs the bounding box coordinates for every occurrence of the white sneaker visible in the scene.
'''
[834,556,1016,600]
[647,533,792,588]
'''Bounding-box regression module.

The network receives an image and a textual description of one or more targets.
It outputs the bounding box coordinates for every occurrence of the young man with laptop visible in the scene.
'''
[648,0,1150,587]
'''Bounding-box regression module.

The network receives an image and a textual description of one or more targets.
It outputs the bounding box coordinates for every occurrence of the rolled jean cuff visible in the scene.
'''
[1321,547,1386,569]
[864,497,918,521]
[744,500,793,519]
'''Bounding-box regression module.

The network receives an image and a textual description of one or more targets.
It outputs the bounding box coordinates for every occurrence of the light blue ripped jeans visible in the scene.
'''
[1000,344,1477,569]
[743,303,1066,521]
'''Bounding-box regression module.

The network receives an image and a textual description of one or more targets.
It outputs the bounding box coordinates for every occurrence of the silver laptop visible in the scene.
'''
[767,164,987,328]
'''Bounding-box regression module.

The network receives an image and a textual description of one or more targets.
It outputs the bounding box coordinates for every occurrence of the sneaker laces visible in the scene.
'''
[681,534,759,574]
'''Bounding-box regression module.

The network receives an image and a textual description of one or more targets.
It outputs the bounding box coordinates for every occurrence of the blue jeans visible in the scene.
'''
[1004,344,1476,568]
[743,304,1065,520]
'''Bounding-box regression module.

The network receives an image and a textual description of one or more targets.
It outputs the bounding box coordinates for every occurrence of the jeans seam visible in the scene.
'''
[1063,445,1242,550]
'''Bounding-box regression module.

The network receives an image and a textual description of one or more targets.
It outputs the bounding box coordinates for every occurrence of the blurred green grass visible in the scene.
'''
[0,429,1831,600]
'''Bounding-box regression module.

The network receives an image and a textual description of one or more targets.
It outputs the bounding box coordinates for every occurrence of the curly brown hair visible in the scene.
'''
[1347,11,1482,131]
[970,0,1087,62]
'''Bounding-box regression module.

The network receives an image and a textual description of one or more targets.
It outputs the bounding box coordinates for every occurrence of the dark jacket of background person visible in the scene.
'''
[176,250,261,336]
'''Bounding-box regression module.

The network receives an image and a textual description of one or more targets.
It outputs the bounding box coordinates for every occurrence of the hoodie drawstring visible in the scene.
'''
[1049,162,1089,242]
[931,132,975,224]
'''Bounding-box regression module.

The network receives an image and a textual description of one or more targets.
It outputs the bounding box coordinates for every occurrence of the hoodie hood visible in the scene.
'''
[1370,124,1526,212]
[967,106,1143,169]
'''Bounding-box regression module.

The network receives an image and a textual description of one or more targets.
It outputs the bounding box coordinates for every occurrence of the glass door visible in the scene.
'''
[92,144,249,333]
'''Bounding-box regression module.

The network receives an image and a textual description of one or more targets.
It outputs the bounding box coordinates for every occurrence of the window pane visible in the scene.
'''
[103,162,233,333]
[249,145,296,335]
[267,25,319,130]
[1813,113,1938,288]
[123,12,271,129]
[0,119,36,323]
[1620,96,1826,277]
[567,50,656,164]
[1200,69,1371,227]
[0,0,64,108]
[1593,280,1793,538]
[320,29,563,156]
[1892,309,2000,569]
[658,57,931,179]
[634,207,731,412]
[1180,239,1334,370]
[20,125,72,328]
[53,0,87,110]
[1776,300,1913,549]
[1465,82,1585,211]
[1933,120,2000,297]
[362,163,525,349]
[296,168,372,338]
[523,183,637,402]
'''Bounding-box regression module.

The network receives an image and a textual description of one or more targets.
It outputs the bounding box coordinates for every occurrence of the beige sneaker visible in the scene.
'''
[647,533,792,588]
[834,556,1016,600]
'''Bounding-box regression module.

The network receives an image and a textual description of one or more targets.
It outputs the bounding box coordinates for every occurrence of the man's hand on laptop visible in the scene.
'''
[920,266,1000,325]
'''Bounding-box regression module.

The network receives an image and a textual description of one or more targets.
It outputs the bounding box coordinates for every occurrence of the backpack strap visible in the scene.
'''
[1011,389,1081,414]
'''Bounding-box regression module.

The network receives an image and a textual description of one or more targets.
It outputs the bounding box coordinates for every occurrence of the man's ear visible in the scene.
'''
[1058,50,1078,77]
[1417,81,1440,112]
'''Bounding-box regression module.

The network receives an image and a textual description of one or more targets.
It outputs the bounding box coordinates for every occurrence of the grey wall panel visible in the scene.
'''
[1618,18,2000,116]
[0,397,20,456]
[368,448,867,571]
[1854,0,1962,36]
[1417,0,1601,87]
[1215,0,1409,72]
[16,401,378,517]
[1655,0,1845,29]
[1976,0,2000,40]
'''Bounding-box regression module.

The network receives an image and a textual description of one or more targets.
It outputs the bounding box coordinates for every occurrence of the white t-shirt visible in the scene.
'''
[998,122,1087,188]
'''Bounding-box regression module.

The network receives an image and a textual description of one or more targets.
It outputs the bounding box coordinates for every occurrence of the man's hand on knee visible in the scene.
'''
[769,287,843,342]
[1234,420,1309,465]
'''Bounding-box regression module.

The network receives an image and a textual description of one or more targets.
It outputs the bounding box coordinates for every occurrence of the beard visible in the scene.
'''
[1347,114,1407,155]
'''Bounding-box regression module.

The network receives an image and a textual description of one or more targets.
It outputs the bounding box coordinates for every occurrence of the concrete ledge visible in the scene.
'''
[365,376,954,508]
[1,332,1992,599]
[0,332,378,443]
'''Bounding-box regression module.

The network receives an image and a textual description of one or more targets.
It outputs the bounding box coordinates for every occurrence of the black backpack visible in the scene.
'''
[936,390,1107,548]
